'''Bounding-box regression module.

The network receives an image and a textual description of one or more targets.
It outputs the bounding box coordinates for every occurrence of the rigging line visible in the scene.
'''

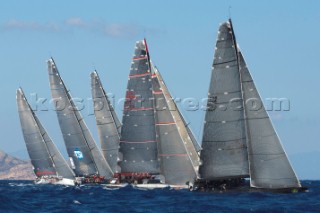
[228,6,232,20]
[198,107,205,143]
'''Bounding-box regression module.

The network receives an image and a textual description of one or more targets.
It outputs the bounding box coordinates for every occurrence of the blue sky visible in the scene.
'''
[1,0,319,178]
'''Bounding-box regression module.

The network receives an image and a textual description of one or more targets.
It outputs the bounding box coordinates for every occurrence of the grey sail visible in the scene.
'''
[91,71,121,173]
[152,65,200,185]
[199,21,249,180]
[239,51,301,189]
[119,39,159,174]
[177,107,202,153]
[17,88,75,179]
[48,58,113,178]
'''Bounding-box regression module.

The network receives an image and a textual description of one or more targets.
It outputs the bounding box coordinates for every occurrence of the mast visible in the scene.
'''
[48,58,113,178]
[119,39,159,174]
[199,21,249,180]
[91,70,121,173]
[229,18,254,185]
[17,88,75,179]
[239,51,301,189]
[152,65,200,185]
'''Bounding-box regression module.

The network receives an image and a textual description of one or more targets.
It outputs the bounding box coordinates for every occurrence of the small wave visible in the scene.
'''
[103,187,120,191]
[73,200,81,205]
[9,182,34,187]
[133,186,148,191]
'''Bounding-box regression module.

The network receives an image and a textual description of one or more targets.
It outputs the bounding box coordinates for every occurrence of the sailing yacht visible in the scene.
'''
[48,58,113,185]
[198,19,304,192]
[17,88,75,186]
[118,39,160,185]
[118,39,201,189]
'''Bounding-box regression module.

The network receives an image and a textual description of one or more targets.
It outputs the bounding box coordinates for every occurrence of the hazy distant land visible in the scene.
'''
[0,150,34,180]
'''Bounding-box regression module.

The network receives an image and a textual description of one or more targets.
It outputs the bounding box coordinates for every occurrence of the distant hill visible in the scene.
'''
[0,150,35,180]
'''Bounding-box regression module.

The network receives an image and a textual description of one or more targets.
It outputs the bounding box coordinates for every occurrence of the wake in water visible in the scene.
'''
[0,180,319,212]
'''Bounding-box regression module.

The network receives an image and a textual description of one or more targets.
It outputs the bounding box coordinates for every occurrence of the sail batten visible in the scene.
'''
[17,88,75,179]
[48,58,113,178]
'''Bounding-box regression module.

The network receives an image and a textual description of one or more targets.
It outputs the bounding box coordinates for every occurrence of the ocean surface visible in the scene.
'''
[0,180,319,213]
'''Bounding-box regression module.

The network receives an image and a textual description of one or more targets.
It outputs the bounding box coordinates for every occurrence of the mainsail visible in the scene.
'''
[119,39,159,174]
[239,51,301,189]
[152,65,200,185]
[17,88,75,179]
[48,58,113,178]
[199,21,249,180]
[91,71,121,173]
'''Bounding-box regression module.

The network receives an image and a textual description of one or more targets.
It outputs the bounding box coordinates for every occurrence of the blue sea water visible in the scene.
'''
[0,180,319,213]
